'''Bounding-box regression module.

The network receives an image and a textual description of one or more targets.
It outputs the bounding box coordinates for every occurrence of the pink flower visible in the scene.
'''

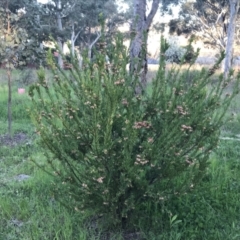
[122,99,128,106]
[148,138,154,143]
[133,121,151,129]
[97,177,104,183]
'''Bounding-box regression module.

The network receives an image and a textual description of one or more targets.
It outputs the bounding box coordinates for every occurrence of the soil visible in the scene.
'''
[100,231,142,240]
[0,132,29,147]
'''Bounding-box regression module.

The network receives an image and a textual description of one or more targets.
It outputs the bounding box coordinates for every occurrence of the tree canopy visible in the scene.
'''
[169,0,240,51]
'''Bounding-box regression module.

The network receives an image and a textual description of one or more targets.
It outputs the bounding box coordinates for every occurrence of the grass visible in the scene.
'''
[1,67,240,239]
[0,69,130,240]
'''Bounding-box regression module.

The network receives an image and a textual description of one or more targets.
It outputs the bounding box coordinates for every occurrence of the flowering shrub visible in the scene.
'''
[165,36,195,64]
[29,35,240,232]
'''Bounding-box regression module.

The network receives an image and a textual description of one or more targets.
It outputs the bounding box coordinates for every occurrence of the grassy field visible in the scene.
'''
[1,67,240,239]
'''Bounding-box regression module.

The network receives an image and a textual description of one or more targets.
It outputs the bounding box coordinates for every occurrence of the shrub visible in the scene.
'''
[165,37,186,63]
[29,35,240,233]
[165,36,196,64]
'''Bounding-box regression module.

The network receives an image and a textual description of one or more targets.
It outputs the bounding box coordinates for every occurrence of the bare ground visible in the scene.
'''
[0,132,29,147]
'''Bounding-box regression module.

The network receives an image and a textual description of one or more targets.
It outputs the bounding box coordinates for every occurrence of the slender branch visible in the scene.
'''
[88,32,101,60]
[145,0,160,29]
[74,30,81,43]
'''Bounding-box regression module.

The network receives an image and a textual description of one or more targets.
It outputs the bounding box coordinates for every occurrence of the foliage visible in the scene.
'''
[36,0,120,46]
[0,8,28,68]
[169,0,240,50]
[0,5,44,68]
[0,0,122,68]
[29,34,240,232]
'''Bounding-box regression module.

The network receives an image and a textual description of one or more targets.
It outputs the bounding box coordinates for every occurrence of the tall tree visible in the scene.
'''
[40,0,77,68]
[170,0,240,76]
[129,0,180,93]
[169,0,240,75]
[38,0,119,67]
[224,0,240,77]
[169,0,240,51]
[65,0,117,57]
[56,0,64,68]
[129,0,160,93]
[8,0,127,68]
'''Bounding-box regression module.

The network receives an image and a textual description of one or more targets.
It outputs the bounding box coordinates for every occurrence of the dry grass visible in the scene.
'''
[147,62,240,82]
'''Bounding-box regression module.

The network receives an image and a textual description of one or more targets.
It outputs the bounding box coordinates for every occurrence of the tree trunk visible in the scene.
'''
[7,67,12,139]
[71,25,75,56]
[6,1,12,139]
[129,0,160,93]
[70,23,82,68]
[88,32,101,61]
[57,0,63,68]
[224,0,240,77]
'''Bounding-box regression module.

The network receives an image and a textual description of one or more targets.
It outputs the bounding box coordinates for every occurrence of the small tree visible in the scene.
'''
[29,34,240,232]
[0,4,28,138]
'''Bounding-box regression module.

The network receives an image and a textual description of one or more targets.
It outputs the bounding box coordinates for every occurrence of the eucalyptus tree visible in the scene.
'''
[7,0,128,68]
[65,0,118,58]
[128,0,180,92]
[224,0,240,77]
[38,0,77,68]
[169,0,240,50]
[36,0,120,67]
[169,0,240,76]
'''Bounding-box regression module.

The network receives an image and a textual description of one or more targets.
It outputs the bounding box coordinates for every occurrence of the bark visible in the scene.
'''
[6,0,12,138]
[224,0,240,77]
[129,0,160,93]
[7,67,12,139]
[70,25,82,68]
[88,32,101,61]
[71,24,75,55]
[71,23,81,56]
[57,0,63,68]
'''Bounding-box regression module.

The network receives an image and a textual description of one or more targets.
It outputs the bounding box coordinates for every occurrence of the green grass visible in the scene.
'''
[1,69,240,239]
[0,69,127,240]
[139,140,240,239]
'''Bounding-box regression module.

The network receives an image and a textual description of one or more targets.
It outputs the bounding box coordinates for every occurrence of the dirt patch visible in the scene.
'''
[0,132,28,147]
